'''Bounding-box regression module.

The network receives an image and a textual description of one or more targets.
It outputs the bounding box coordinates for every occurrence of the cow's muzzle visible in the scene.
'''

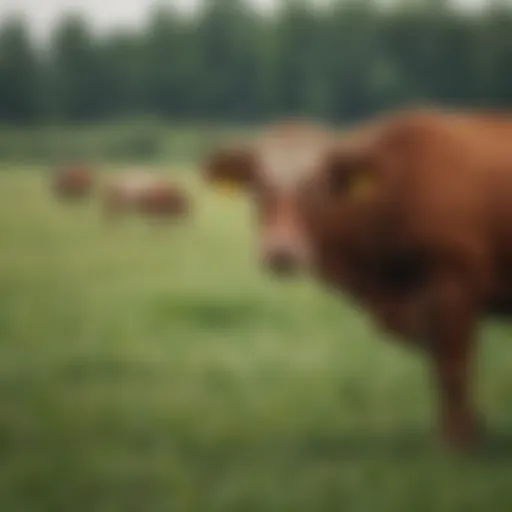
[261,234,311,278]
[264,247,301,277]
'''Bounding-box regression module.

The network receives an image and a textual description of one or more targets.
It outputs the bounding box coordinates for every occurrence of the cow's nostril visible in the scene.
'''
[265,250,299,276]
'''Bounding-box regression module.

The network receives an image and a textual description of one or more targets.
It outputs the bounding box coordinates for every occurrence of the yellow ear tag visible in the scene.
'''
[348,172,375,200]
[215,180,241,197]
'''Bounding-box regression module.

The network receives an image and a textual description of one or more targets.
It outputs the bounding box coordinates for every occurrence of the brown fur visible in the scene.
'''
[203,109,512,450]
[52,163,94,200]
[102,173,190,221]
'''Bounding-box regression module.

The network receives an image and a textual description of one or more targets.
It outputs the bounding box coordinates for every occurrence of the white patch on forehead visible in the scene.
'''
[257,139,324,191]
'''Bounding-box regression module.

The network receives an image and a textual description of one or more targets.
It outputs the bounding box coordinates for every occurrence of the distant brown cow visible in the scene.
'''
[52,163,94,200]
[203,109,512,450]
[102,172,190,221]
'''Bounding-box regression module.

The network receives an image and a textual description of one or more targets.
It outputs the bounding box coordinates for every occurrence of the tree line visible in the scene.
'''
[1,0,512,126]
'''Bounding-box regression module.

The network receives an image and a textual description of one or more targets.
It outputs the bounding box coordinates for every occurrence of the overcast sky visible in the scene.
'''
[1,0,489,41]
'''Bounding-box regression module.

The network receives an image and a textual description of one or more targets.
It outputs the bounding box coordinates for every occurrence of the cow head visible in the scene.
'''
[203,121,387,278]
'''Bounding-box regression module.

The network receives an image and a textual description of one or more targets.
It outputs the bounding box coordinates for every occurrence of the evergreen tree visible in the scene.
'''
[0,17,40,124]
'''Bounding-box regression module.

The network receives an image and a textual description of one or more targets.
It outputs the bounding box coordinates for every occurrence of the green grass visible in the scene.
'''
[1,168,512,511]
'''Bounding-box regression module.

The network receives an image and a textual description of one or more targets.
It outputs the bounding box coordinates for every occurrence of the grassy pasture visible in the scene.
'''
[1,167,512,511]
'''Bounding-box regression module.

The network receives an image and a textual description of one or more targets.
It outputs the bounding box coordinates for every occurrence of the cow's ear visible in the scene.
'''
[323,144,376,201]
[203,146,255,194]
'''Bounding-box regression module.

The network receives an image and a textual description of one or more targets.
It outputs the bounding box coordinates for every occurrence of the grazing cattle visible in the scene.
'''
[52,163,94,200]
[102,172,190,221]
[203,109,512,450]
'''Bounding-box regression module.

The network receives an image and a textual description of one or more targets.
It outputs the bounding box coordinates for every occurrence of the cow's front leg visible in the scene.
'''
[427,271,482,450]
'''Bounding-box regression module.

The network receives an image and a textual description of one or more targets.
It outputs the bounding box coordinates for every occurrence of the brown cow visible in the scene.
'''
[102,172,190,222]
[52,163,94,200]
[203,109,512,450]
